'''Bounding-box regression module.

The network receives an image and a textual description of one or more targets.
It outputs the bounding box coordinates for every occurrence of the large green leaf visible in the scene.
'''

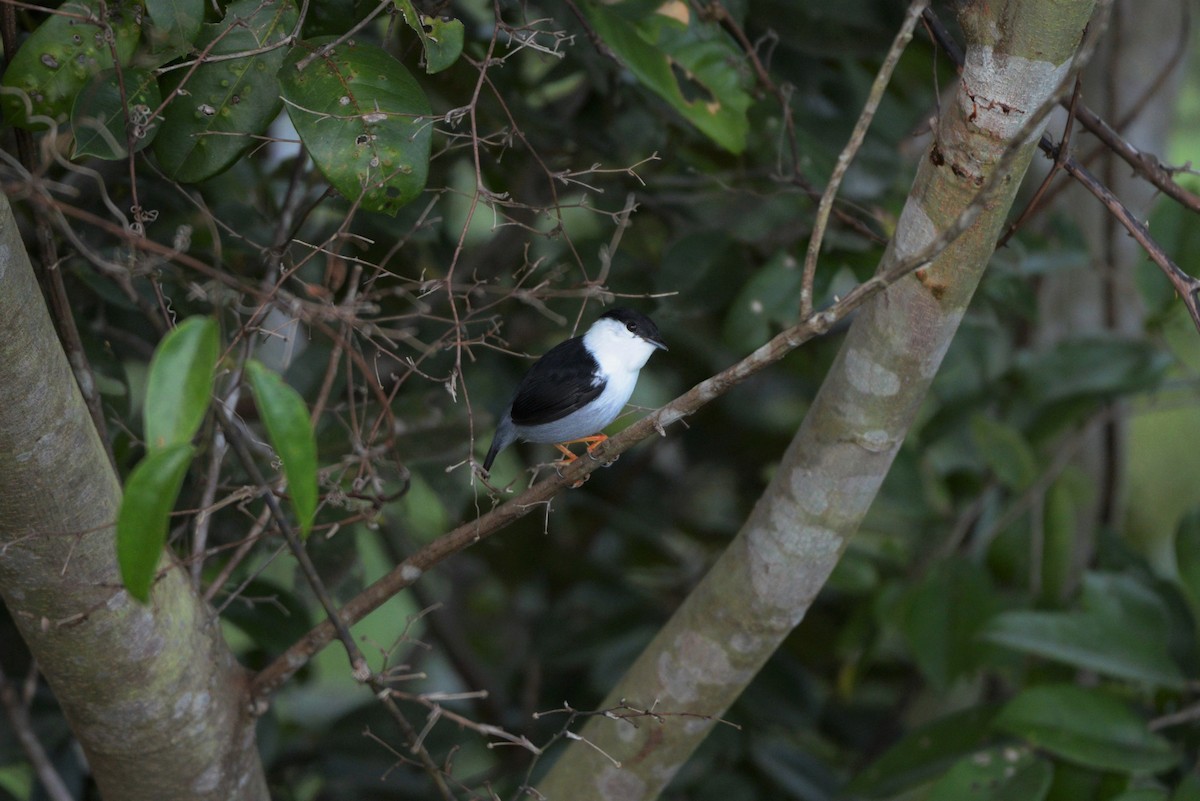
[1174,509,1200,626]
[153,0,297,182]
[970,414,1037,490]
[993,685,1176,774]
[245,360,318,537]
[848,706,1000,798]
[0,1,142,129]
[722,251,803,350]
[395,0,464,73]
[144,316,218,451]
[72,68,163,160]
[1018,339,1170,406]
[898,559,1004,689]
[981,572,1185,689]
[144,0,204,61]
[117,442,195,602]
[279,37,432,215]
[578,0,752,153]
[926,747,1052,801]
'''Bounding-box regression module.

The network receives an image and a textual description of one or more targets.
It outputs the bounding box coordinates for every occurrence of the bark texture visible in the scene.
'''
[536,1,1098,798]
[0,192,268,800]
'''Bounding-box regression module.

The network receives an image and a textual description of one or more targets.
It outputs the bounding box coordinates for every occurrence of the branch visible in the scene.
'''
[249,244,916,702]
[801,0,929,317]
[0,664,73,801]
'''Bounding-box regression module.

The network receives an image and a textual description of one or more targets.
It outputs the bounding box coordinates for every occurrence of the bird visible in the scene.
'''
[481,308,668,475]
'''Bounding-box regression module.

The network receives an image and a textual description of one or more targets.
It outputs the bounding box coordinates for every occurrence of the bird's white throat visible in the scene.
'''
[582,317,661,377]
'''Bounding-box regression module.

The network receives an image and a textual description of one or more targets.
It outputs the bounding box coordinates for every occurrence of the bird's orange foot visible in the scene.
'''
[552,434,608,465]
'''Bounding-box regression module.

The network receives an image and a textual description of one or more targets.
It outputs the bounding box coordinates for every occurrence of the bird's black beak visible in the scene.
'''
[648,337,668,352]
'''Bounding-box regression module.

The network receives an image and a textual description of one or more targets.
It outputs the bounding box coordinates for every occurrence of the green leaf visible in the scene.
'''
[1110,791,1170,801]
[153,0,298,182]
[395,0,464,73]
[1173,508,1200,625]
[898,559,1003,689]
[981,572,1185,689]
[993,685,1176,774]
[578,0,752,153]
[1174,773,1200,801]
[0,1,142,129]
[926,747,1052,801]
[1040,475,1082,603]
[722,251,802,350]
[1019,339,1170,406]
[970,414,1037,490]
[848,705,1000,798]
[245,360,318,537]
[144,0,204,61]
[144,316,218,451]
[279,38,433,215]
[71,68,162,160]
[117,443,195,602]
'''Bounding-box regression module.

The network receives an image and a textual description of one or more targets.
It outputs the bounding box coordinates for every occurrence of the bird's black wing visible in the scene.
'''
[509,336,604,426]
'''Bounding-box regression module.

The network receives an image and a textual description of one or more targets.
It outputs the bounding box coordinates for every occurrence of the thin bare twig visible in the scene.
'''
[0,664,73,801]
[800,0,928,318]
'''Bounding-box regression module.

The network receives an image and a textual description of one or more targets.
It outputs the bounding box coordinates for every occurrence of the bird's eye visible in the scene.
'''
[626,322,636,333]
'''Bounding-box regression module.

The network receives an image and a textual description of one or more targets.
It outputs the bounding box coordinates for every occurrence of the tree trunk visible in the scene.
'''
[535,0,1098,797]
[0,192,268,800]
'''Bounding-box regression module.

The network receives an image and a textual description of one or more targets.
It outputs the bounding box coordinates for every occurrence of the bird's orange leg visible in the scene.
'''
[553,434,608,462]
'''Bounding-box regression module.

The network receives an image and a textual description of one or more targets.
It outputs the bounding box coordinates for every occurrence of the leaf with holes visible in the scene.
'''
[117,443,195,602]
[578,0,752,153]
[245,360,318,538]
[72,68,163,159]
[144,316,219,451]
[279,37,432,215]
[0,0,142,129]
[395,0,464,73]
[926,747,1052,801]
[153,0,297,182]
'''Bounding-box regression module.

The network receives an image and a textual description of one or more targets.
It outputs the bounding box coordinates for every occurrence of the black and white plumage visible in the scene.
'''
[482,308,668,474]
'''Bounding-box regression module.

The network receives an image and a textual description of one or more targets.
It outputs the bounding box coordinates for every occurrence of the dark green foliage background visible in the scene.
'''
[1,1,1199,799]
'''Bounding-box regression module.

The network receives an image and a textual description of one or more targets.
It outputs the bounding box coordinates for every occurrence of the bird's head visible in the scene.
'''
[584,308,668,374]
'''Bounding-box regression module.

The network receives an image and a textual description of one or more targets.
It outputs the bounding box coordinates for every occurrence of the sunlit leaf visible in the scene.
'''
[245,360,318,537]
[117,443,195,602]
[279,37,432,215]
[144,316,219,451]
[993,685,1176,774]
[0,0,141,129]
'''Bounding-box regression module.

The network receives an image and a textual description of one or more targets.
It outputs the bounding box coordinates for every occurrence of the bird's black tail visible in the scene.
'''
[482,413,516,474]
